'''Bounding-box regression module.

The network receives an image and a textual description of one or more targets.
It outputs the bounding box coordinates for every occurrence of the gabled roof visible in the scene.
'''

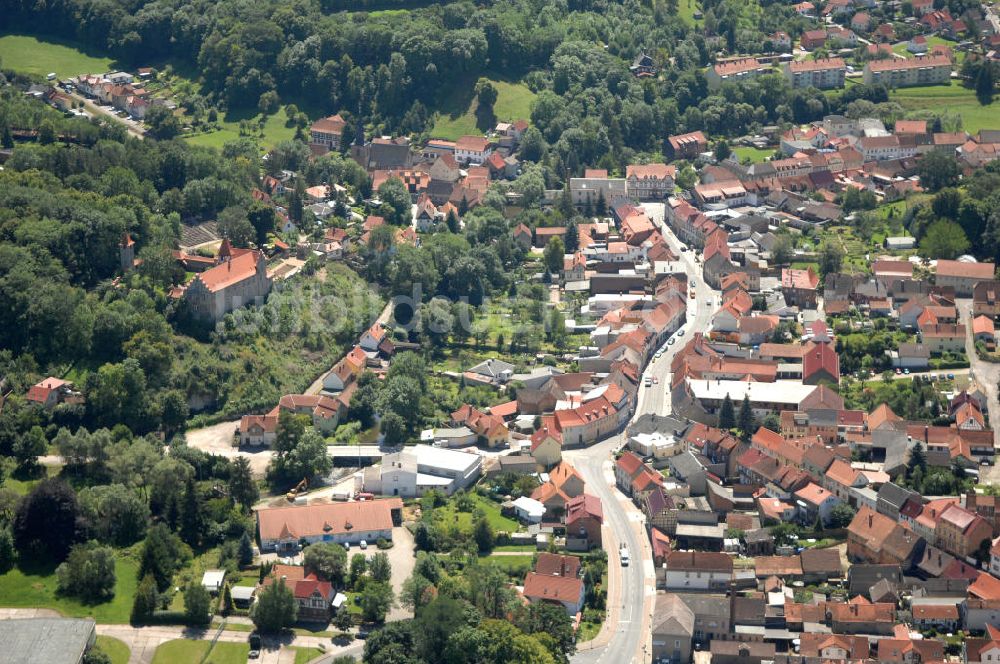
[522,571,583,604]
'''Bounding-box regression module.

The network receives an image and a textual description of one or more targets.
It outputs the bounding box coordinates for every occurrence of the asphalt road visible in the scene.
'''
[568,209,718,664]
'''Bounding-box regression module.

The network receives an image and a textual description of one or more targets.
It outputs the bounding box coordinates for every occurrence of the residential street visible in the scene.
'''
[568,210,716,664]
[959,298,1000,490]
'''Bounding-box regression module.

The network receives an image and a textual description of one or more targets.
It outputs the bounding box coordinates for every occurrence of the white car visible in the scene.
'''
[359,540,368,550]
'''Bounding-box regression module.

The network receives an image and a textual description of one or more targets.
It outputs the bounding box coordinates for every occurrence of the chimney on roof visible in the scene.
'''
[868,514,873,528]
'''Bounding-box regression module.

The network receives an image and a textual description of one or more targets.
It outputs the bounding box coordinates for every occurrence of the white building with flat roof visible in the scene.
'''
[363,444,482,497]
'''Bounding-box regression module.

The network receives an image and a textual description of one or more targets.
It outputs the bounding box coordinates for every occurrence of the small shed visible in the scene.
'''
[332,592,348,613]
[201,569,226,595]
[230,585,256,608]
[512,496,546,524]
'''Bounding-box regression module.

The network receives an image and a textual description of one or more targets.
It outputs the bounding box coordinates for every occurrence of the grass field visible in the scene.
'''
[95,636,131,664]
[678,0,703,26]
[0,34,114,78]
[151,639,249,664]
[183,111,298,151]
[0,556,139,623]
[481,554,535,576]
[891,35,955,58]
[432,493,520,532]
[890,80,1000,134]
[431,78,536,141]
[293,646,325,664]
[734,146,774,163]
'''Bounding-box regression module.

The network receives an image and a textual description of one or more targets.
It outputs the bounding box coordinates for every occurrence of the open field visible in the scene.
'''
[734,146,774,163]
[890,80,1000,134]
[0,556,139,623]
[95,636,131,664]
[151,639,249,664]
[431,78,536,140]
[432,493,520,532]
[481,553,535,575]
[0,34,115,78]
[678,0,703,26]
[891,35,956,58]
[183,111,298,151]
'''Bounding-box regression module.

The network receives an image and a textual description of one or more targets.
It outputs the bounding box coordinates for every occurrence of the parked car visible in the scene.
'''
[677,329,685,336]
[359,540,368,550]
[249,633,262,659]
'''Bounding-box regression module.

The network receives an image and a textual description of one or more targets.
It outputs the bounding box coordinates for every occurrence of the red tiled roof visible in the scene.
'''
[802,341,839,382]
[258,500,396,541]
[566,493,603,523]
[311,114,345,133]
[936,259,995,279]
[195,251,264,293]
[522,571,583,604]
[455,135,489,152]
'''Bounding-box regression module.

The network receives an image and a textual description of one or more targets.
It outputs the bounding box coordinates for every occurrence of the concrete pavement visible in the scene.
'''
[569,211,717,664]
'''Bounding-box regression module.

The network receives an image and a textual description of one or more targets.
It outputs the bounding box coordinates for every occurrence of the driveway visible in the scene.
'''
[383,525,416,621]
[184,420,273,476]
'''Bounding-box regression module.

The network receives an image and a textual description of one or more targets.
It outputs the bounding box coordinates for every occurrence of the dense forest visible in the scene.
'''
[5,0,983,172]
[0,88,384,453]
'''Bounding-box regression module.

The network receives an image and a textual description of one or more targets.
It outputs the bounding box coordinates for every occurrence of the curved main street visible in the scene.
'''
[569,206,718,664]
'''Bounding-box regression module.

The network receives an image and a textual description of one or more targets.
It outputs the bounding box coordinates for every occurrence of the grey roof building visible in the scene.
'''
[0,618,97,664]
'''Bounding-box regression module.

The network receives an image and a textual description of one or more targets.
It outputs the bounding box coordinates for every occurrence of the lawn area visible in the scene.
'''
[578,619,602,642]
[95,636,131,664]
[2,465,62,496]
[677,0,703,26]
[432,493,520,533]
[734,146,774,163]
[151,639,249,664]
[0,33,115,78]
[890,80,1000,134]
[293,646,325,664]
[480,554,535,576]
[431,78,536,141]
[183,110,298,151]
[493,544,537,552]
[891,36,958,59]
[0,555,139,623]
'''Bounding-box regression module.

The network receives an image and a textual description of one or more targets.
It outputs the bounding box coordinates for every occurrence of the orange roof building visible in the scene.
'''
[257,499,401,551]
[183,248,272,322]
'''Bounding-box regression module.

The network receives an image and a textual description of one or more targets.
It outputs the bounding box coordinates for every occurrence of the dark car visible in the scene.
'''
[248,633,262,658]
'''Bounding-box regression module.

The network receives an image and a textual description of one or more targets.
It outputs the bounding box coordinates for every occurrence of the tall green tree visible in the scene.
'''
[738,394,756,439]
[977,61,995,104]
[378,177,412,226]
[360,581,395,623]
[718,394,735,430]
[184,581,212,625]
[13,478,80,561]
[303,542,347,585]
[238,532,255,568]
[131,574,158,623]
[252,578,298,632]
[56,542,117,600]
[229,457,259,510]
[543,236,565,274]
[919,219,969,259]
[179,475,203,547]
[370,551,391,583]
